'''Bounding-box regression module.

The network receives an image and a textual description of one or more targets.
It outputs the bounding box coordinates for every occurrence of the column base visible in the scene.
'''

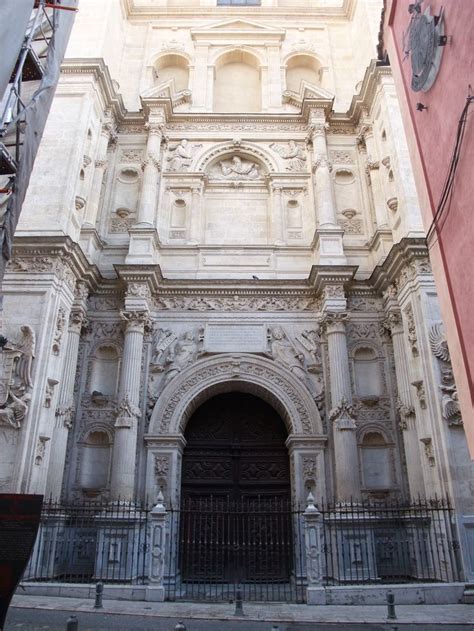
[145,585,165,602]
[313,228,347,265]
[307,586,326,605]
[126,226,160,265]
[79,225,105,264]
[367,228,393,266]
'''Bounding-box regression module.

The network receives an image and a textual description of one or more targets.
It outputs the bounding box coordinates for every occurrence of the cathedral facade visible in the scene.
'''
[1,0,473,595]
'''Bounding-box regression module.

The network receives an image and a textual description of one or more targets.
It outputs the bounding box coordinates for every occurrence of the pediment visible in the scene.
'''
[283,80,334,104]
[192,19,285,40]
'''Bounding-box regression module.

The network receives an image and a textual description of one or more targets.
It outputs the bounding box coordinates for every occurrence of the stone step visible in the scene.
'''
[462,583,474,604]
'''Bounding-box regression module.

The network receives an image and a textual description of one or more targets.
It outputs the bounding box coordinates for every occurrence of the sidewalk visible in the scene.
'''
[10,594,474,625]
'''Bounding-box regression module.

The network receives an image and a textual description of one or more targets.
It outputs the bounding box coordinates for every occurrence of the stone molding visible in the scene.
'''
[148,353,323,437]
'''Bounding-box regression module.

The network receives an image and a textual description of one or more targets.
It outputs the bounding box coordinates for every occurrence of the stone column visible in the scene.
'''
[311,121,337,228]
[137,123,162,226]
[109,310,149,501]
[360,125,390,229]
[46,312,86,497]
[383,308,425,497]
[83,121,114,227]
[189,183,202,244]
[309,111,346,264]
[46,285,88,499]
[271,183,285,245]
[323,312,360,500]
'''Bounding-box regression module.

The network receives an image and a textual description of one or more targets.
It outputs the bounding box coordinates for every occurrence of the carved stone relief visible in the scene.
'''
[428,322,462,426]
[52,307,67,355]
[152,294,321,312]
[165,139,201,172]
[404,304,419,357]
[0,325,35,430]
[270,141,307,171]
[212,156,261,180]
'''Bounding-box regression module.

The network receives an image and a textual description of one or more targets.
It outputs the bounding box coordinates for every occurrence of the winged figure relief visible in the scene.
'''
[428,322,450,363]
[270,141,307,171]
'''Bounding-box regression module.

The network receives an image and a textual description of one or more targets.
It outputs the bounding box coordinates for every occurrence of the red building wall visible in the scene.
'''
[384,0,474,456]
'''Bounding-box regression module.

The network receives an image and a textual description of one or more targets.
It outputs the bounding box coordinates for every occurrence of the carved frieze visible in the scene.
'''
[152,294,321,312]
[404,304,419,357]
[52,307,67,355]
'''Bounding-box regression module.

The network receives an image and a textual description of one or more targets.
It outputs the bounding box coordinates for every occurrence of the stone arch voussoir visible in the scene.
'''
[148,353,322,436]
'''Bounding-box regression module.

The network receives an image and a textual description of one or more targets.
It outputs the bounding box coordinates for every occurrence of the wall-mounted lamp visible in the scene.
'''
[416,102,428,112]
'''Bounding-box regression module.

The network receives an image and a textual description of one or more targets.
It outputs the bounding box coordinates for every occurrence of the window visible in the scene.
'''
[217,0,261,6]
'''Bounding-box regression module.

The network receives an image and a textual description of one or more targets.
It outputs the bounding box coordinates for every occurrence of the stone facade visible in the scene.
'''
[1,0,473,584]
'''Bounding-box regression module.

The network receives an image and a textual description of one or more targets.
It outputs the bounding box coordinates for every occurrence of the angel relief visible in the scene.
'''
[214,156,260,180]
[270,141,307,171]
[0,325,36,429]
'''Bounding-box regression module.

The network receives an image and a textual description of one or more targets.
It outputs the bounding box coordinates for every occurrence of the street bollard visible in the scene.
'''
[66,615,78,631]
[234,585,244,616]
[94,581,104,609]
[386,590,397,620]
[175,624,186,631]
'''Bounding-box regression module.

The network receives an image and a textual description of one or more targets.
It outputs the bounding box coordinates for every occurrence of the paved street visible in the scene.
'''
[4,608,473,631]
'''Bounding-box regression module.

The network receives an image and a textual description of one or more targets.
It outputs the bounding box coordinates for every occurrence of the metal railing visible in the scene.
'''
[165,496,306,603]
[319,496,462,585]
[23,495,462,596]
[23,498,149,584]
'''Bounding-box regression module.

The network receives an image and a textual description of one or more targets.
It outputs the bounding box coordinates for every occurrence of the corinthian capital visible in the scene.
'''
[121,310,150,334]
[141,153,161,171]
[145,121,165,136]
[382,310,402,336]
[69,309,88,334]
[321,311,348,334]
[312,154,332,173]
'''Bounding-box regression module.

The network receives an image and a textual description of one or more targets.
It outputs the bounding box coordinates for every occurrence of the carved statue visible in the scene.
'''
[0,392,30,429]
[166,139,201,172]
[219,156,260,180]
[14,325,36,390]
[165,331,199,381]
[268,326,306,380]
[270,140,307,171]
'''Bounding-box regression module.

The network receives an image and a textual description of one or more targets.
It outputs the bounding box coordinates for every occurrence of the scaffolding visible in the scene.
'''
[0,0,77,282]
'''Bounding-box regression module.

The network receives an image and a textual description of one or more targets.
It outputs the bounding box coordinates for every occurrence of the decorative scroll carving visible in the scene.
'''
[296,329,322,372]
[151,329,177,372]
[154,455,170,478]
[329,150,355,165]
[340,209,362,234]
[427,322,461,426]
[312,154,332,172]
[302,456,317,482]
[270,141,307,171]
[152,294,321,312]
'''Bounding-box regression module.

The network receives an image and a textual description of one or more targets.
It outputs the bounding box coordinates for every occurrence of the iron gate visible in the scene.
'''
[165,496,306,602]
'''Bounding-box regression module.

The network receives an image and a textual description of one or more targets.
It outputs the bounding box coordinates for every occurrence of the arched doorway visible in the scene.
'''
[177,392,303,600]
[182,392,290,503]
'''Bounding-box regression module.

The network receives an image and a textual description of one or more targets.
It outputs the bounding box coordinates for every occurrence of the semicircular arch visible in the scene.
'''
[148,353,323,436]
[196,141,277,174]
